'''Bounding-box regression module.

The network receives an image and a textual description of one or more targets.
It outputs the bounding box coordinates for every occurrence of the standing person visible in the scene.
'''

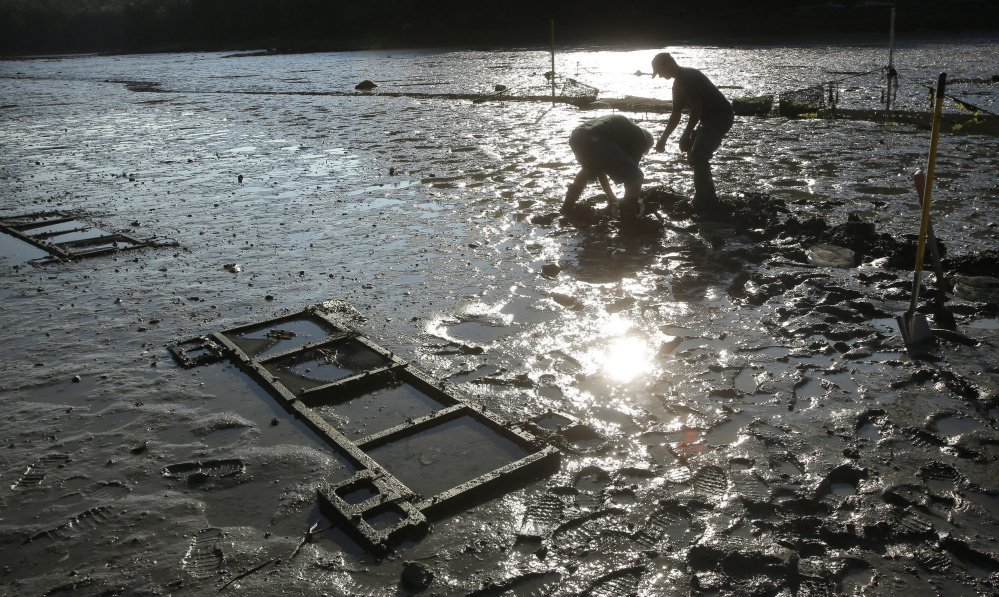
[651,52,734,214]
[562,114,657,235]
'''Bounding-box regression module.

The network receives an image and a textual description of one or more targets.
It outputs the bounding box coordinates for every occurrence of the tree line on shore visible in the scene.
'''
[2,0,996,56]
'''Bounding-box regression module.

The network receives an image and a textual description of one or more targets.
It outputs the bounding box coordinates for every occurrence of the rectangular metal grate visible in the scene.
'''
[0,210,178,261]
[171,301,560,554]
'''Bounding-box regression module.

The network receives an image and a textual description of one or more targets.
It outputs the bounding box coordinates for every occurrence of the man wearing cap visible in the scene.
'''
[561,114,658,235]
[651,52,734,214]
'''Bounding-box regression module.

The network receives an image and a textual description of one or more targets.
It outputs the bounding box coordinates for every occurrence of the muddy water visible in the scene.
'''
[2,38,999,596]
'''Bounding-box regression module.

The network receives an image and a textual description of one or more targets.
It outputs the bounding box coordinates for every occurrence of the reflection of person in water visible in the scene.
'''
[562,114,658,235]
[651,52,734,215]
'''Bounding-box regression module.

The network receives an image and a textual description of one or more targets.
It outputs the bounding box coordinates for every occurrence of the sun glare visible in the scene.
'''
[601,335,654,383]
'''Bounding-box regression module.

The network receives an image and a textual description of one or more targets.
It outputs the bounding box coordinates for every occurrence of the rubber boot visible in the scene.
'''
[619,197,640,235]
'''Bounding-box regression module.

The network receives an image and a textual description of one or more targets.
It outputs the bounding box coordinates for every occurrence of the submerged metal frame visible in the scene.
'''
[180,303,560,553]
[0,210,178,261]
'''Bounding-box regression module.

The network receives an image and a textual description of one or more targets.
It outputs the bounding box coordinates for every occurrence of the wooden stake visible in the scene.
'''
[886,7,896,112]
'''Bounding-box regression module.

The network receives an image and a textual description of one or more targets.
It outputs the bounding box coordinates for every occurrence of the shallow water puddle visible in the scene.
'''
[500,296,558,325]
[857,422,881,441]
[265,340,392,393]
[776,461,803,477]
[225,315,339,359]
[0,231,50,265]
[829,482,857,496]
[446,320,518,344]
[303,381,449,438]
[365,415,530,499]
[30,223,113,244]
[823,371,858,394]
[839,566,875,594]
[191,363,335,448]
[704,412,754,446]
[794,377,826,400]
[286,345,386,380]
[733,367,758,393]
[934,414,980,436]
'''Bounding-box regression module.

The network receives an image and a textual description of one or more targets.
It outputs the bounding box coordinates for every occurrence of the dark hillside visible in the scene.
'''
[1,0,997,55]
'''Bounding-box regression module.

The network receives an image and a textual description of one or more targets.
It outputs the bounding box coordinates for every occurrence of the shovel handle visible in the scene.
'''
[910,72,946,312]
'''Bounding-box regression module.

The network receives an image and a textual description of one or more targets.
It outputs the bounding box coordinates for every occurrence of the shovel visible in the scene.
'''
[897,72,946,347]
[913,168,956,329]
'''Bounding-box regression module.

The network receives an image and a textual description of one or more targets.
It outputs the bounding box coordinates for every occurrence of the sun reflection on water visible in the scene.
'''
[600,334,654,384]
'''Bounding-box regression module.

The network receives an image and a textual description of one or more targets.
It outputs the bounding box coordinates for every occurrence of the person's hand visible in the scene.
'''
[654,138,666,153]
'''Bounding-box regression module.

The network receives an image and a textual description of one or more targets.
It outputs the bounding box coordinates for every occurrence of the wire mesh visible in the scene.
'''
[778,85,826,116]
[560,77,599,101]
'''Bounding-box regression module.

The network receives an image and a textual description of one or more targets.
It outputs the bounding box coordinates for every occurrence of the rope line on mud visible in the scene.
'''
[919,83,999,118]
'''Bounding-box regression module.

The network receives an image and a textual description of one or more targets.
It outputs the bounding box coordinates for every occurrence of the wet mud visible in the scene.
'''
[2,44,999,596]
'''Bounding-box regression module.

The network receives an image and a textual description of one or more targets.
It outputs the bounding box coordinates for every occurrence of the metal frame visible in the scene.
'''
[174,303,560,553]
[1,210,177,261]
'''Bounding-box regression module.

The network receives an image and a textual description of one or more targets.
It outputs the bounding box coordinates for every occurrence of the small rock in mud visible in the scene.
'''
[532,213,559,227]
[551,292,583,310]
[355,80,378,90]
[401,560,433,590]
[541,263,561,278]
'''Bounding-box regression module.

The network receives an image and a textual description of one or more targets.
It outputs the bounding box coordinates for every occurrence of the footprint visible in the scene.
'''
[518,492,565,539]
[23,506,115,544]
[585,566,644,597]
[691,466,729,500]
[182,528,223,579]
[11,453,69,490]
[163,458,245,481]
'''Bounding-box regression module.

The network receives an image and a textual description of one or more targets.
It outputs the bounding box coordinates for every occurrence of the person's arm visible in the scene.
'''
[655,109,682,153]
[684,96,703,136]
[562,169,590,213]
[597,172,617,200]
[678,95,703,152]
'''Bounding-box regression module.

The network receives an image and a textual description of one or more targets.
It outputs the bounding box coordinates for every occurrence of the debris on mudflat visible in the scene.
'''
[807,243,855,268]
[266,328,296,340]
[401,560,434,590]
[224,263,242,273]
[0,209,178,262]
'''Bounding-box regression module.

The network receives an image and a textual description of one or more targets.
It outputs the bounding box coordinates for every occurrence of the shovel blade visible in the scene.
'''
[896,311,932,346]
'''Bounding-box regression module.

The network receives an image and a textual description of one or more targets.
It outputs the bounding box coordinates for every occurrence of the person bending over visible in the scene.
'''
[562,114,656,235]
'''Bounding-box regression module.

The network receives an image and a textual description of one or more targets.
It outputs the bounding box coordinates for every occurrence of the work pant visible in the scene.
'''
[689,111,733,208]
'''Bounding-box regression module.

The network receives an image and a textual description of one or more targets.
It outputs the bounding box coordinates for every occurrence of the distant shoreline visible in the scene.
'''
[2,0,998,58]
[3,28,998,62]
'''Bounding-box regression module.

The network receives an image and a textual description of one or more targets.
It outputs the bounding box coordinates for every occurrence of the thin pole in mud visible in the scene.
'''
[885,8,896,113]
[914,73,947,295]
[551,20,556,107]
[897,72,946,346]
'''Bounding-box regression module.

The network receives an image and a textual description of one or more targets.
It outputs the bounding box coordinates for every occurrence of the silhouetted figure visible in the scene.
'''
[562,114,657,235]
[651,52,734,215]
